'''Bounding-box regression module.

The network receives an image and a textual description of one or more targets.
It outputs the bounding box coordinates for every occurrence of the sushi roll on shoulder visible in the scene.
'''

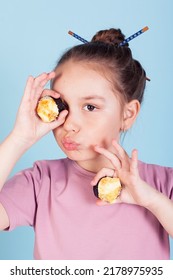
[93,176,122,204]
[36,95,67,123]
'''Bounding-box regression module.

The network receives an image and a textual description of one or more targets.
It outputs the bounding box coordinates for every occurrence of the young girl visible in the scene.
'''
[0,27,173,260]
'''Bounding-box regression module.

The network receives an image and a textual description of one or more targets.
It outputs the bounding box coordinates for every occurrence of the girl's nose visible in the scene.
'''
[63,111,80,132]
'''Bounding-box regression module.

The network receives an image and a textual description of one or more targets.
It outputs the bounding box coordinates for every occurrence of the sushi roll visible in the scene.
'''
[93,176,122,204]
[36,95,67,123]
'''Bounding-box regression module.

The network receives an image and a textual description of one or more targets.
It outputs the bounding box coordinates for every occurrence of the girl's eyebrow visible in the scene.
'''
[80,95,105,101]
[57,92,105,101]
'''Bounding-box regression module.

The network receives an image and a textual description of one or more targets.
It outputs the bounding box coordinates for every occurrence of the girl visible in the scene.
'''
[0,28,173,260]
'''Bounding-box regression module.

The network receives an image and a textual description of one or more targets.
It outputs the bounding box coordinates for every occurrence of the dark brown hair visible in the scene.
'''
[54,28,147,104]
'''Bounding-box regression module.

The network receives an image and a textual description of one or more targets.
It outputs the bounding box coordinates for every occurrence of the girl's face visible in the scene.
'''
[52,60,124,172]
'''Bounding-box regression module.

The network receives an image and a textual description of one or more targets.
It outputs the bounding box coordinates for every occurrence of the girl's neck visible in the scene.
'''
[75,155,114,174]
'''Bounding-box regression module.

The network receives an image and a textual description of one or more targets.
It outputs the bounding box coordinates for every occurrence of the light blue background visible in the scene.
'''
[0,0,173,259]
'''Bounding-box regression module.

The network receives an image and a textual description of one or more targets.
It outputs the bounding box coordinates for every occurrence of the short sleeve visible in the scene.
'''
[164,167,173,200]
[139,161,173,201]
[0,162,43,231]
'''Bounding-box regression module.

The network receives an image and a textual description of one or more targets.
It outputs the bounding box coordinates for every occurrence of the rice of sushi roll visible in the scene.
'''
[93,176,122,204]
[36,95,67,123]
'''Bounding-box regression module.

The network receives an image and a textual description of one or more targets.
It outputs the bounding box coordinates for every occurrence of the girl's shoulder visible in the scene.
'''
[32,157,70,175]
[139,160,173,174]
[138,160,173,198]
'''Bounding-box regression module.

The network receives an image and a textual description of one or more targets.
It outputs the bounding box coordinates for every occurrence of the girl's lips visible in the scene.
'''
[62,139,79,151]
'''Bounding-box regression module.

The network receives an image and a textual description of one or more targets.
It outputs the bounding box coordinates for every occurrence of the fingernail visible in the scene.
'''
[61,110,68,116]
[94,145,100,149]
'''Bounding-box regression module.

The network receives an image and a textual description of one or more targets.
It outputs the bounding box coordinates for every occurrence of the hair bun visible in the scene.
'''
[91,28,127,46]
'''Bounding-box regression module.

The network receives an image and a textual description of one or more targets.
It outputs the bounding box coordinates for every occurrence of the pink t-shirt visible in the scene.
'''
[0,158,173,259]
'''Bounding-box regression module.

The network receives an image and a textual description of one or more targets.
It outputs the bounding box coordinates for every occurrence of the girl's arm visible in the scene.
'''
[142,181,173,238]
[0,72,68,190]
[0,132,31,191]
[0,72,68,230]
[92,140,173,238]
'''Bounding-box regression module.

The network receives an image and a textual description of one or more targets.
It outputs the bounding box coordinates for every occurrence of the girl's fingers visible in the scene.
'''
[96,199,109,206]
[94,141,131,172]
[22,76,35,102]
[32,72,55,99]
[130,149,139,176]
[48,110,69,129]
[32,72,48,89]
[94,146,121,170]
[112,140,130,170]
[41,89,60,99]
[91,167,116,186]
[38,72,56,87]
[22,73,46,102]
[47,71,56,80]
[22,72,56,104]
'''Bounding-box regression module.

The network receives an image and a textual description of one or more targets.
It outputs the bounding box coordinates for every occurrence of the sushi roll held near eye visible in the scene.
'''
[93,176,122,204]
[36,96,67,123]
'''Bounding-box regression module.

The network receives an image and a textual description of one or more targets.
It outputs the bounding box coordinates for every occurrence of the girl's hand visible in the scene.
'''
[11,72,68,147]
[91,139,154,208]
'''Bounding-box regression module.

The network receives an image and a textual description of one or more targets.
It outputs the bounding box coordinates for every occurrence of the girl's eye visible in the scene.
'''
[84,104,97,111]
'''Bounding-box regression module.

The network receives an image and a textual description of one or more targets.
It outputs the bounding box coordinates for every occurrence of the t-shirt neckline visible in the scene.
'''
[69,158,96,178]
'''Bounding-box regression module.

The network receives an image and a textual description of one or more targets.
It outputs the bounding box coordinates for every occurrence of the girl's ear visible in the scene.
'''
[121,99,140,131]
